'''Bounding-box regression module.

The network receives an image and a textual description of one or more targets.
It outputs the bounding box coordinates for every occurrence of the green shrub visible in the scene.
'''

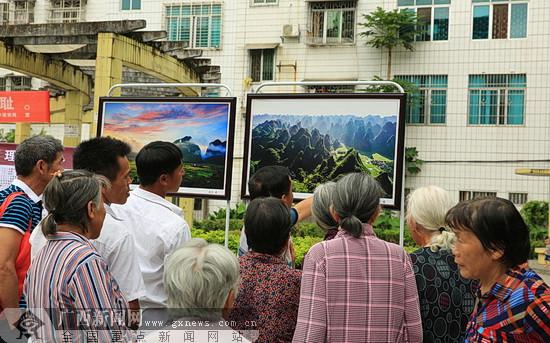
[191,228,241,253]
[520,200,548,228]
[293,222,326,238]
[193,219,243,232]
[208,202,247,220]
[293,236,323,269]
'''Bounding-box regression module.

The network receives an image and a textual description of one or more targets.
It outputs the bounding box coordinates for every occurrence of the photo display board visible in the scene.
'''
[242,93,406,208]
[98,97,236,199]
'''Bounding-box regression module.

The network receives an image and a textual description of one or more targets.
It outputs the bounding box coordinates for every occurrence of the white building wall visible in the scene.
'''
[15,0,550,207]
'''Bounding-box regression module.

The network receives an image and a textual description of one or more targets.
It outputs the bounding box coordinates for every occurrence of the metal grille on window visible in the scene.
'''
[0,3,8,24]
[509,192,528,205]
[9,76,31,91]
[468,74,526,125]
[49,0,84,23]
[164,3,222,49]
[12,0,34,24]
[472,191,497,199]
[395,75,447,124]
[0,78,6,91]
[309,1,355,44]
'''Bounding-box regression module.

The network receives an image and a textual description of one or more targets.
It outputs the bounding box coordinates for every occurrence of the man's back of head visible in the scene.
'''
[74,137,131,182]
[248,166,292,201]
[135,141,183,192]
[15,135,63,177]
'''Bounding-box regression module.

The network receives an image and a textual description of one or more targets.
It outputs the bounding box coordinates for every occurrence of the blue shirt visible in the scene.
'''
[0,183,42,235]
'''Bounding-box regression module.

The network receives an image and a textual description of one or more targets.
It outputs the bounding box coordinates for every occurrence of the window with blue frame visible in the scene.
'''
[472,1,527,39]
[395,75,448,124]
[468,74,526,125]
[165,4,222,49]
[122,0,140,10]
[398,0,450,41]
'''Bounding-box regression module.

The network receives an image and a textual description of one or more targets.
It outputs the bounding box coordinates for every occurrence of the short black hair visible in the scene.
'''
[445,197,530,268]
[136,141,183,186]
[248,166,291,200]
[73,137,131,182]
[15,135,63,177]
[245,197,291,255]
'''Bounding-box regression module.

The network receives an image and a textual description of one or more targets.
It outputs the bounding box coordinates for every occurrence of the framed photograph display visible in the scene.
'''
[98,97,236,199]
[242,93,406,208]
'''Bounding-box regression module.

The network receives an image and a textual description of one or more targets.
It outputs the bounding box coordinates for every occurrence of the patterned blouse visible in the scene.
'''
[229,251,302,343]
[465,267,550,342]
[409,247,477,343]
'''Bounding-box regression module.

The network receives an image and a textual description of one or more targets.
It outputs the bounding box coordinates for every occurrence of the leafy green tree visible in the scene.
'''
[405,147,424,175]
[359,7,424,79]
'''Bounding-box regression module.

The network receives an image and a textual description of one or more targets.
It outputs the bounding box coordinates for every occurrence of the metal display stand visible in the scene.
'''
[254,80,408,247]
[106,83,234,247]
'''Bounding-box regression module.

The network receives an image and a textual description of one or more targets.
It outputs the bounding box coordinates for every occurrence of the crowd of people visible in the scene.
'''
[0,135,549,342]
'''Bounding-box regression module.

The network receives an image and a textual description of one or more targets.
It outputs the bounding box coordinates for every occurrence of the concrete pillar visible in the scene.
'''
[63,90,83,147]
[14,123,30,143]
[92,32,122,138]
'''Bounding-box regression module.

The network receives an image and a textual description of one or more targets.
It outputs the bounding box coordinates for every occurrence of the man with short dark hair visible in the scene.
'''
[113,141,190,313]
[238,166,313,261]
[30,137,146,319]
[0,135,64,323]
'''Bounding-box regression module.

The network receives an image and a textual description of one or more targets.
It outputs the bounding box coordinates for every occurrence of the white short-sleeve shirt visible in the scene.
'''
[112,187,190,309]
[29,204,146,302]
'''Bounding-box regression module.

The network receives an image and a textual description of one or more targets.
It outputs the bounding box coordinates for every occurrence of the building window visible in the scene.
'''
[395,75,447,124]
[459,190,497,201]
[0,3,9,24]
[509,192,527,205]
[49,0,84,23]
[468,74,526,125]
[398,1,450,41]
[165,3,222,49]
[305,85,355,93]
[308,1,355,45]
[12,0,34,24]
[8,76,32,90]
[250,49,275,82]
[252,0,277,5]
[121,0,141,10]
[0,78,5,91]
[472,1,527,39]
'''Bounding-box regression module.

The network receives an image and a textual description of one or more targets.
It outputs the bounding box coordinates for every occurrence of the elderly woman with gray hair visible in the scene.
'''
[293,173,422,342]
[24,170,131,342]
[312,182,338,240]
[146,238,252,343]
[406,186,476,343]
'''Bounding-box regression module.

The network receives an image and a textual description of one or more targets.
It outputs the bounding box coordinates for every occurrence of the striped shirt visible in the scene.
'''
[0,181,42,235]
[24,231,131,342]
[465,267,550,342]
[293,224,422,343]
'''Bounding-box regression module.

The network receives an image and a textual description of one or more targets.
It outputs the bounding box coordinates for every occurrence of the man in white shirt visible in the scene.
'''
[113,141,190,315]
[30,137,146,326]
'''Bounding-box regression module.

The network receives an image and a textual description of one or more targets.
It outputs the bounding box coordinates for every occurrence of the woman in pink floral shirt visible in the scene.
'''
[229,197,301,343]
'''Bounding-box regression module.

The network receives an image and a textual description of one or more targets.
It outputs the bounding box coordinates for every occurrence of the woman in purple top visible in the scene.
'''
[229,197,301,343]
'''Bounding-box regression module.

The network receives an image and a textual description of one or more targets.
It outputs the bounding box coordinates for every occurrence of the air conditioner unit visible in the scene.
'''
[282,24,299,38]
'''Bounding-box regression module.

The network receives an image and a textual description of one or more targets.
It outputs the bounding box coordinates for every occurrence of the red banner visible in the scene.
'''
[0,91,50,123]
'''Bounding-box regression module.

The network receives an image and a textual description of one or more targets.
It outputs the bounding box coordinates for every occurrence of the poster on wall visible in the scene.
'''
[98,97,236,199]
[242,93,406,208]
